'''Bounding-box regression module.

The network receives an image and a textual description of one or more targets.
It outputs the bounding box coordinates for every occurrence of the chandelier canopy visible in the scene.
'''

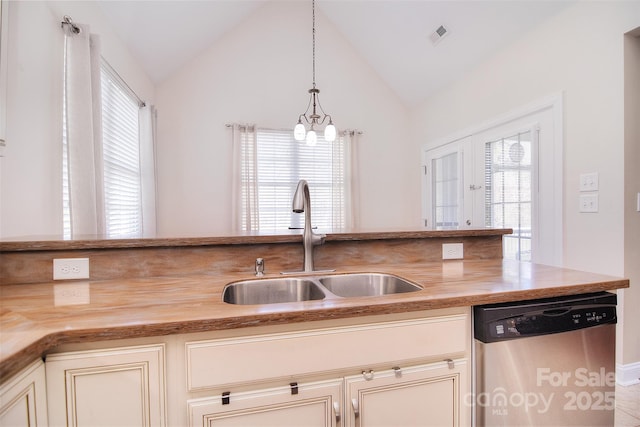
[293,0,336,146]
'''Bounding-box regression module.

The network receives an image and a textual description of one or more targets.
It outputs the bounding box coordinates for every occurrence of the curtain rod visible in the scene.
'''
[61,15,145,108]
[102,58,146,108]
[61,15,80,34]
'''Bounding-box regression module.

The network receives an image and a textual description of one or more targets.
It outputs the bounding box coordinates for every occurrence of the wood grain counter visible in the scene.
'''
[0,258,628,381]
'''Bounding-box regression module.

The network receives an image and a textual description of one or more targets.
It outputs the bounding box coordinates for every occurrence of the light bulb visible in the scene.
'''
[294,122,306,141]
[324,123,336,142]
[306,129,317,146]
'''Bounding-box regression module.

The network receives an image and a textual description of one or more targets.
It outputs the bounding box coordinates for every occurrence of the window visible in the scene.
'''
[63,60,146,238]
[431,151,461,229]
[484,131,533,261]
[238,128,349,232]
[100,63,143,237]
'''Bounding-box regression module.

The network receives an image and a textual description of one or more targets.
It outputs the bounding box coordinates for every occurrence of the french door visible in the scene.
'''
[423,100,562,265]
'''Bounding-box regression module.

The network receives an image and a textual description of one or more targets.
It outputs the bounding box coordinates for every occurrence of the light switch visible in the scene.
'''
[579,194,599,213]
[579,173,599,192]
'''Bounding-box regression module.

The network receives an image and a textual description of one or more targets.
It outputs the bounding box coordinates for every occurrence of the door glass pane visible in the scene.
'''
[432,152,459,229]
[485,132,532,261]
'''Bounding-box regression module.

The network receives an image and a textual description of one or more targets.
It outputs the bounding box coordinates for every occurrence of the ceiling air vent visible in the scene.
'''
[430,25,449,46]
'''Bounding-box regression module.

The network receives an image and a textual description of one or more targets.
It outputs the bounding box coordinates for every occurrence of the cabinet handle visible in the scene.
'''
[333,401,341,423]
[361,369,374,381]
[393,366,402,378]
[351,398,360,417]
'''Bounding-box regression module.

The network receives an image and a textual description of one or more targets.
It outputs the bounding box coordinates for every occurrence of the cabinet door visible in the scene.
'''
[188,379,342,427]
[0,359,48,426]
[46,344,166,427]
[345,359,469,427]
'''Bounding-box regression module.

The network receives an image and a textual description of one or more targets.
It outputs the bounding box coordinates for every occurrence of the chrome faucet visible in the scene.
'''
[292,180,326,272]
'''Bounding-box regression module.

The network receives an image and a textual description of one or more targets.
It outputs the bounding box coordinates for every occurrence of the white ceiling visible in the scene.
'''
[96,0,573,107]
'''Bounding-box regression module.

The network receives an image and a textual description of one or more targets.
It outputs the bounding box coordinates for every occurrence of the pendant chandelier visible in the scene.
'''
[293,0,336,146]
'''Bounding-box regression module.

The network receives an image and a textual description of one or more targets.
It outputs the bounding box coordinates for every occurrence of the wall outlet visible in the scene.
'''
[53,258,90,280]
[442,243,464,260]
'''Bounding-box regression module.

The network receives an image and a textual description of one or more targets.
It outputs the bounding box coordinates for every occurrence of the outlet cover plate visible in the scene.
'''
[442,243,464,260]
[53,258,90,280]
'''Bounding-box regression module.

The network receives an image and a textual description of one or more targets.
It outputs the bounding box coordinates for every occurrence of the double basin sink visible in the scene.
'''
[223,273,422,305]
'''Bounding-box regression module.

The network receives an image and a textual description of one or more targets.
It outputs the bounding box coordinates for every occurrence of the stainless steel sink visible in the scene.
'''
[318,273,422,297]
[223,278,325,305]
[223,273,422,305]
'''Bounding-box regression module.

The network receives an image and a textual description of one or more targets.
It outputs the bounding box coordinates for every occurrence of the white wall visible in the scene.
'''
[412,1,639,276]
[411,1,640,366]
[1,1,64,238]
[0,0,154,239]
[155,1,418,236]
[623,31,640,371]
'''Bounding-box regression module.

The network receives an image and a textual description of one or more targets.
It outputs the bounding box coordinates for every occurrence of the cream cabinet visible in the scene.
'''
[182,309,471,427]
[345,359,468,427]
[188,379,343,427]
[36,308,470,426]
[45,344,166,427]
[0,359,48,426]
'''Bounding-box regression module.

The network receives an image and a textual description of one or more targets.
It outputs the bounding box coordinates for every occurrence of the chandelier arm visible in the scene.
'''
[314,95,330,119]
[298,114,313,125]
[315,114,332,126]
[297,93,314,124]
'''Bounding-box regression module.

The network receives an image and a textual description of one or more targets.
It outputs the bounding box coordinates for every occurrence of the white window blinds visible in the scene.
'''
[484,131,533,261]
[237,127,350,232]
[100,63,143,237]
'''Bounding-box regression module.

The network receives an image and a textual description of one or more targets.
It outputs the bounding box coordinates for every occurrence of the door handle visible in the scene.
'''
[333,401,341,423]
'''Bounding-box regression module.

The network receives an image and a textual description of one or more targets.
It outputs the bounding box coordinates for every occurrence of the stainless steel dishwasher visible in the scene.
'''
[473,292,616,426]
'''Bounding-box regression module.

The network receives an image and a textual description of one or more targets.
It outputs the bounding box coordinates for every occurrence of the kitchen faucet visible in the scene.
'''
[292,180,326,272]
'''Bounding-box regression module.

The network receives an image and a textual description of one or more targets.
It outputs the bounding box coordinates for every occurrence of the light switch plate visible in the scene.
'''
[579,172,599,192]
[579,194,599,213]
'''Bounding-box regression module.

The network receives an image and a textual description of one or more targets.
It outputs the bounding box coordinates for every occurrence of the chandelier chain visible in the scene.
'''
[312,0,316,88]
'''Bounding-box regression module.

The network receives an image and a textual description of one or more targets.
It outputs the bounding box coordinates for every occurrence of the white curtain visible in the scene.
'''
[139,105,157,237]
[230,124,258,231]
[341,130,361,229]
[63,23,103,236]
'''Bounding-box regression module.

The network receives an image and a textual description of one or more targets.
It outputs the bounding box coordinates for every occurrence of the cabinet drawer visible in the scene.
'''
[188,378,342,427]
[186,314,467,391]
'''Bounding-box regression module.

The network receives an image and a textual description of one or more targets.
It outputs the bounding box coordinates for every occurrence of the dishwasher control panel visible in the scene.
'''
[474,292,617,343]
[487,305,617,339]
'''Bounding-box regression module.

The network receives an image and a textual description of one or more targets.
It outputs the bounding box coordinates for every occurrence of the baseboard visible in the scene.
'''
[617,361,640,386]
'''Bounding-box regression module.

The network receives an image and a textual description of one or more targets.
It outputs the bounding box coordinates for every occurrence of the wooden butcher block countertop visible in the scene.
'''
[0,255,628,380]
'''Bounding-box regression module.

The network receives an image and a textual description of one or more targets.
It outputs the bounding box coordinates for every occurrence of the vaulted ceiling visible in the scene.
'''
[96,0,573,107]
